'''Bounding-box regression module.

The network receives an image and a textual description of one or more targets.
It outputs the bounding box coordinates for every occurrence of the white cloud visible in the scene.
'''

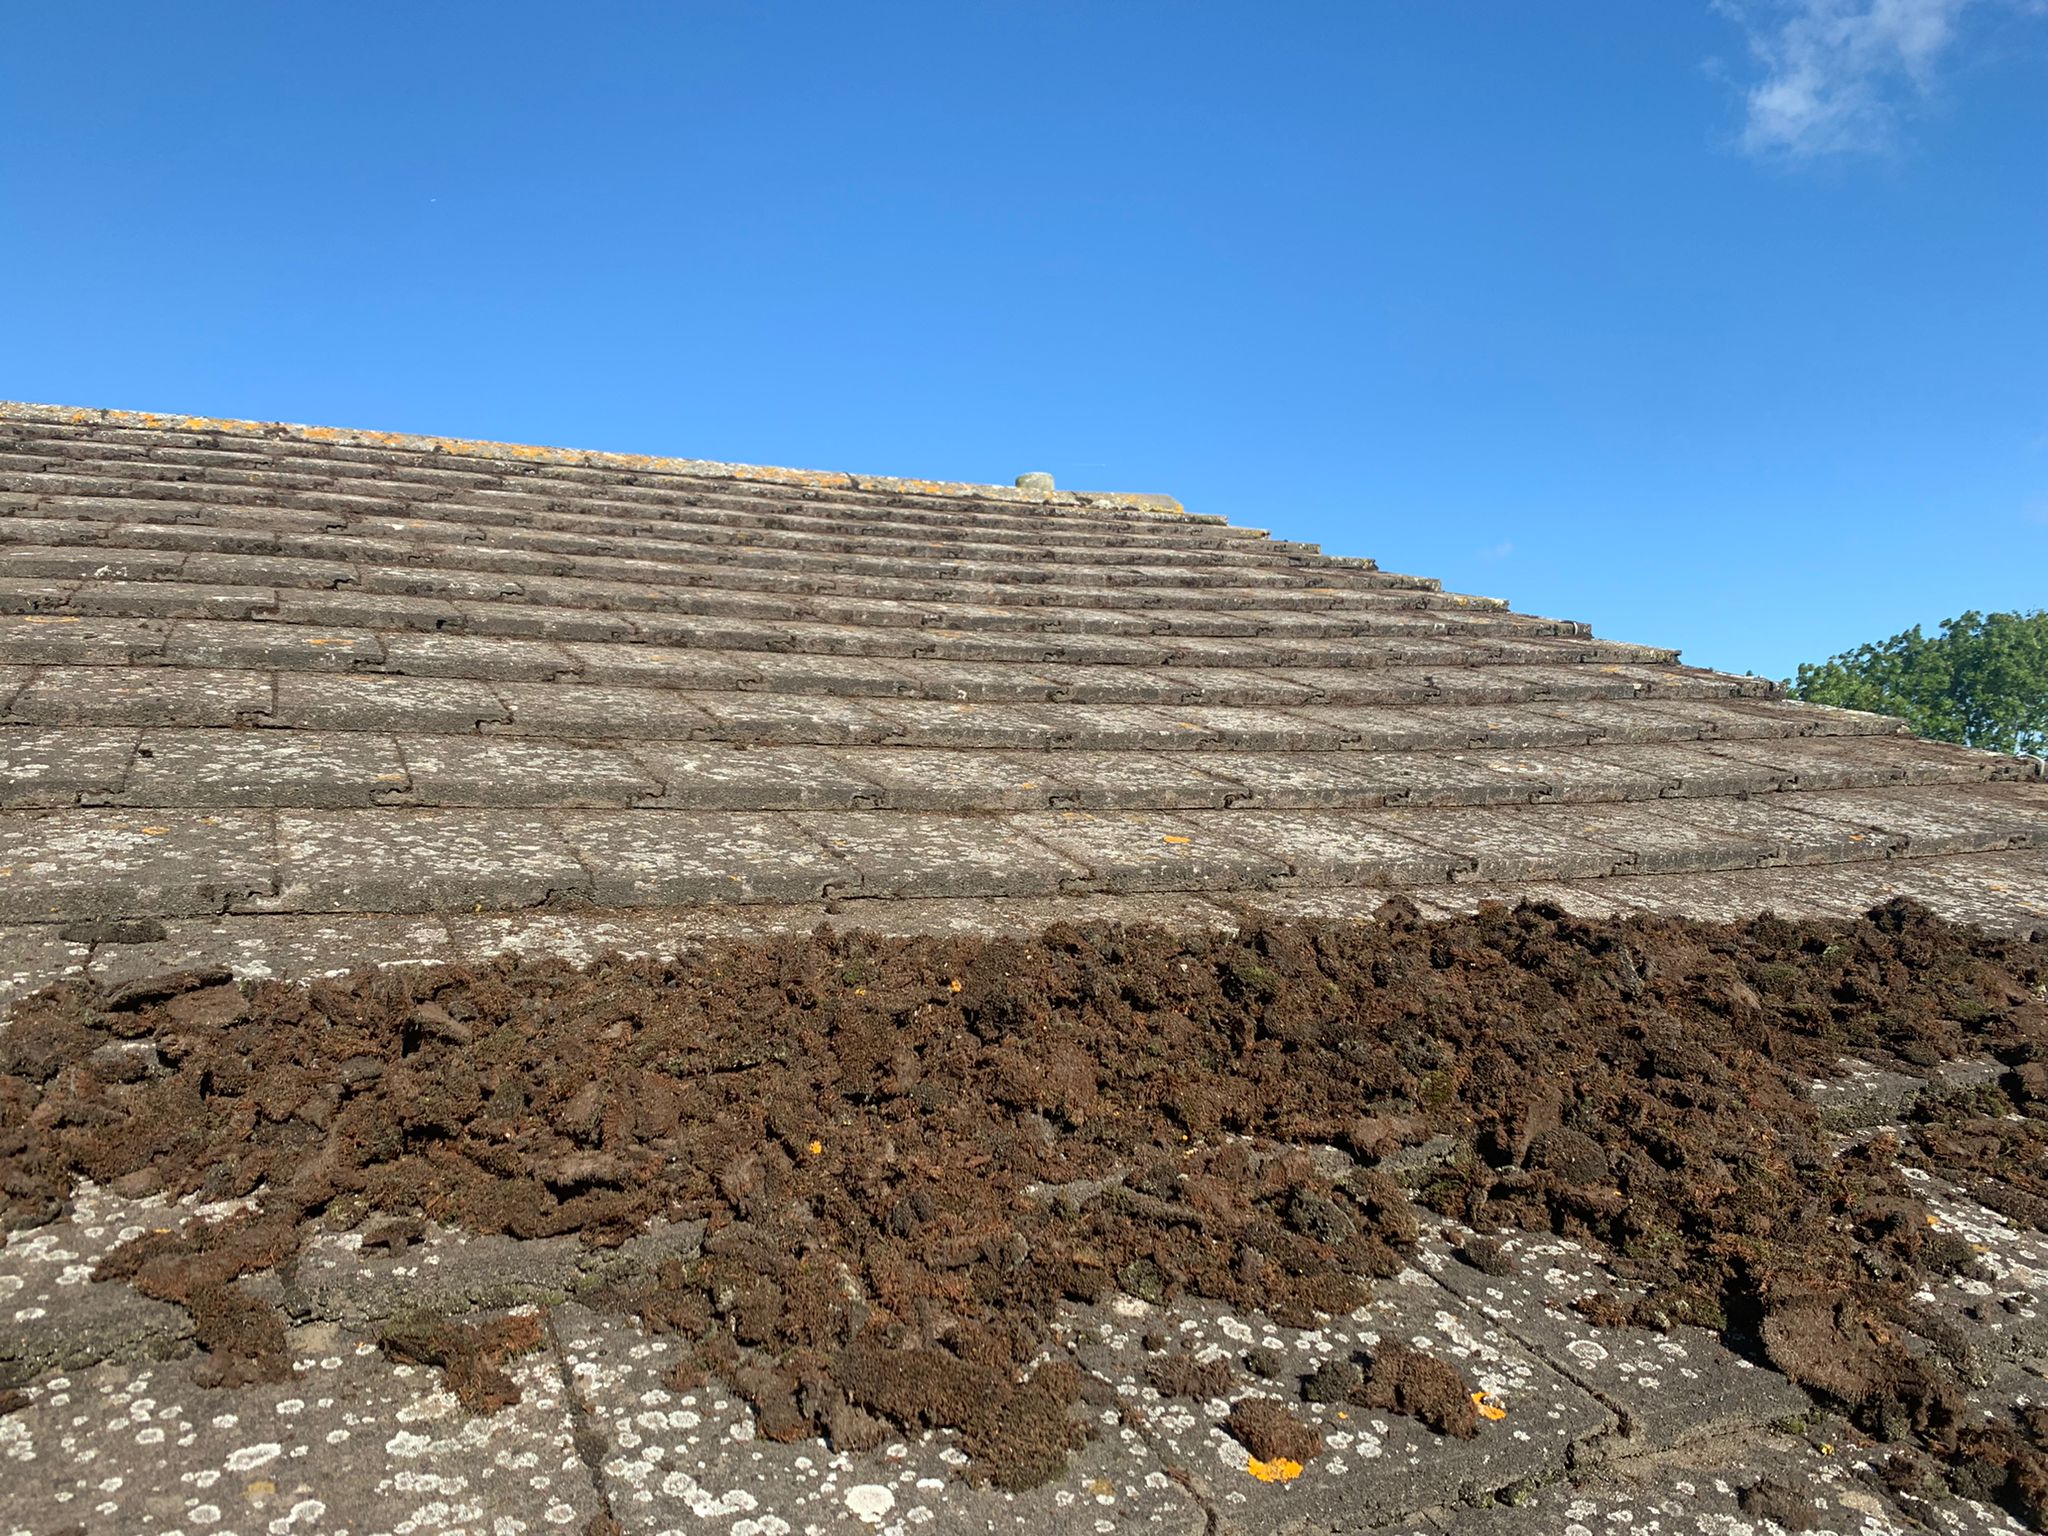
[1716,0,2001,156]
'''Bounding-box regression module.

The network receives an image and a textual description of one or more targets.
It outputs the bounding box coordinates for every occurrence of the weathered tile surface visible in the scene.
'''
[0,400,2040,951]
[399,735,658,808]
[1017,811,1293,894]
[272,671,509,732]
[9,665,274,727]
[0,810,277,921]
[118,729,410,808]
[1416,1234,1808,1450]
[795,812,1091,899]
[268,810,585,913]
[554,811,846,904]
[1425,1431,2017,1536]
[0,1318,601,1534]
[557,1302,1209,1536]
[1063,1272,1615,1532]
[0,726,135,806]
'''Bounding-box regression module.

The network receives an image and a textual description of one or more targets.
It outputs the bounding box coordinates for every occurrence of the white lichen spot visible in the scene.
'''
[385,1430,434,1458]
[845,1484,895,1524]
[223,1442,281,1472]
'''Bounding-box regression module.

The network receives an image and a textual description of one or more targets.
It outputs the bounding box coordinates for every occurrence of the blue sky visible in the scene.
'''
[2,2,2042,680]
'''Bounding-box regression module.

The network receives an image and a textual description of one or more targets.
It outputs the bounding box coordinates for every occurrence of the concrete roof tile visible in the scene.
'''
[0,398,2036,977]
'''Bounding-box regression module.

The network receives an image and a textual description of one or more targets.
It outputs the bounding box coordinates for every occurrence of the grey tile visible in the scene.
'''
[633,743,887,810]
[1428,1433,1953,1536]
[0,726,137,807]
[1064,1273,1614,1532]
[557,640,764,690]
[556,1302,1207,1536]
[1567,742,1785,799]
[792,811,1089,898]
[1418,1235,1806,1450]
[378,631,581,681]
[119,729,409,808]
[0,614,169,664]
[1014,810,1292,893]
[400,735,657,807]
[0,809,277,920]
[70,578,277,621]
[1215,812,1470,885]
[0,923,92,1006]
[268,809,587,912]
[9,665,274,726]
[1780,784,2042,858]
[494,682,720,741]
[554,810,845,904]
[0,1310,599,1534]
[1028,750,1249,810]
[83,913,457,991]
[1376,806,1632,882]
[162,617,385,670]
[832,748,1069,810]
[1527,800,1791,876]
[678,691,897,745]
[273,672,510,732]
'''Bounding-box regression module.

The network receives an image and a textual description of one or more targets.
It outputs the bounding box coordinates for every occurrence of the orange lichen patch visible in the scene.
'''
[304,637,355,647]
[948,979,963,993]
[807,1139,824,1156]
[1246,1456,1304,1483]
[1471,1391,1508,1422]
[1161,835,1192,845]
[15,616,82,625]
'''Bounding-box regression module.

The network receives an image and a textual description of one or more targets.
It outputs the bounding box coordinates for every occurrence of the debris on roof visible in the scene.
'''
[3,403,2046,1531]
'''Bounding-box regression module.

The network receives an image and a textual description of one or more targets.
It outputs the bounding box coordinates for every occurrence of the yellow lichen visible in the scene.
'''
[1246,1456,1304,1483]
[1471,1391,1508,1421]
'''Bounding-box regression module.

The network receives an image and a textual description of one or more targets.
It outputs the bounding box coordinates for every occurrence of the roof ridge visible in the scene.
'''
[0,399,1187,517]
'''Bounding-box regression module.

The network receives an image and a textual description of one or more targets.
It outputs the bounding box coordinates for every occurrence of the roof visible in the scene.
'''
[2,399,2043,998]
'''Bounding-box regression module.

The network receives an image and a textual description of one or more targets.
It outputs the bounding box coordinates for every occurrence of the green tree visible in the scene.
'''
[1786,609,2048,756]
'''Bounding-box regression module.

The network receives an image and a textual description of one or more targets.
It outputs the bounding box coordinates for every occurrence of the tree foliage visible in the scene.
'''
[1786,609,2048,756]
